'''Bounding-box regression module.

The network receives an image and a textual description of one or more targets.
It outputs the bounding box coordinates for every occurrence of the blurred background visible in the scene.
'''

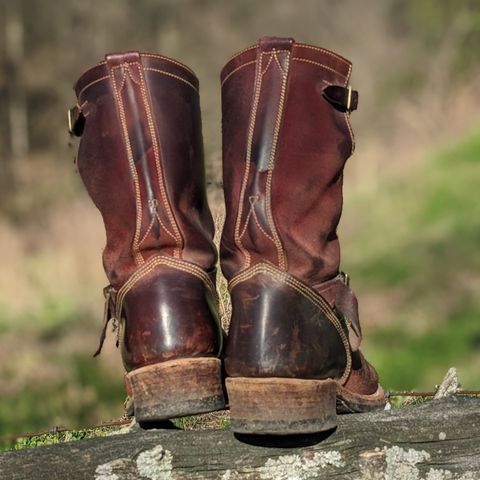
[0,0,479,443]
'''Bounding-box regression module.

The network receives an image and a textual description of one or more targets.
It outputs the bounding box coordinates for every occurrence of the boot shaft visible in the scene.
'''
[71,52,222,372]
[221,37,356,287]
[73,52,216,288]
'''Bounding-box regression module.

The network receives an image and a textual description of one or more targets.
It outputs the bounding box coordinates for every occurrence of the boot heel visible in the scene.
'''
[125,358,225,423]
[226,377,337,435]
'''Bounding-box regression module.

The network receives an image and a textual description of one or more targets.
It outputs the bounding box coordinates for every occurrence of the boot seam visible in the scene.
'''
[109,63,145,266]
[115,255,219,321]
[265,49,290,270]
[136,61,184,258]
[234,51,266,269]
[229,262,352,384]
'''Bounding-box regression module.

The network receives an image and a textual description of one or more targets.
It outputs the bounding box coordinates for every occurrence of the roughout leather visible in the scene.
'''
[73,52,220,371]
[221,37,380,395]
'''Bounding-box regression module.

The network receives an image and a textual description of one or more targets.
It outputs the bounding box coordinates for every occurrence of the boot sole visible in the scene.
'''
[226,377,385,435]
[125,357,225,423]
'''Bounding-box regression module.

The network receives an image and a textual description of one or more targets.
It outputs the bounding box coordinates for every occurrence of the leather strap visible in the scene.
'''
[68,105,85,137]
[323,85,359,112]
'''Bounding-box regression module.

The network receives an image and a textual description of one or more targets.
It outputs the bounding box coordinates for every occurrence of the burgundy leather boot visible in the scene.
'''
[70,52,225,422]
[221,37,385,434]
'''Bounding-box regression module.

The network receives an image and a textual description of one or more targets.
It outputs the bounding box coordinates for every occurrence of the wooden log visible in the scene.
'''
[1,396,479,479]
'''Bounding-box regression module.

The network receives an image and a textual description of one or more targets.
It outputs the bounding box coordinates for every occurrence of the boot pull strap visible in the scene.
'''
[323,85,359,113]
[68,104,85,137]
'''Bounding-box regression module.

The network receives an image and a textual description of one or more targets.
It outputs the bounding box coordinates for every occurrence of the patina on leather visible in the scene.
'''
[221,37,380,395]
[73,51,221,371]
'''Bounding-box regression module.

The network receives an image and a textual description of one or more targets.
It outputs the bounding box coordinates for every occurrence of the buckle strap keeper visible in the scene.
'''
[323,85,359,112]
[68,105,86,137]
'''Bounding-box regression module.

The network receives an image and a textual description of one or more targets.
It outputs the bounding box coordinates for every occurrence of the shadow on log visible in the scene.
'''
[1,396,479,479]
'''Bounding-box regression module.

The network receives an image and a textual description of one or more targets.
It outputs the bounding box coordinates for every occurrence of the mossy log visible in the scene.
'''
[1,396,479,479]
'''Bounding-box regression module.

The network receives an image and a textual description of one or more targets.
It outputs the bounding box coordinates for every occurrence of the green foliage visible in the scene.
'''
[346,129,480,390]
[9,426,118,452]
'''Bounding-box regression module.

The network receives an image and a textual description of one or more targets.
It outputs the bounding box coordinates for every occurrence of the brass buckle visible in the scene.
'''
[67,108,74,134]
[346,86,352,111]
[340,271,350,286]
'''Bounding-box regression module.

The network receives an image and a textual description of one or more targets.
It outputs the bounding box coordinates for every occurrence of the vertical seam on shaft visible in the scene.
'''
[265,49,290,270]
[136,62,184,258]
[109,64,144,265]
[343,63,355,155]
[234,51,266,268]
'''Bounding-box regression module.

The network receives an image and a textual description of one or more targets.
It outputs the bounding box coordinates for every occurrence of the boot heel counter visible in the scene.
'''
[117,257,222,370]
[225,263,350,382]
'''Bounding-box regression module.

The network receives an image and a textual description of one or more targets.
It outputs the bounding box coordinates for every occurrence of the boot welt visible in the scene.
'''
[226,377,386,435]
[125,357,225,423]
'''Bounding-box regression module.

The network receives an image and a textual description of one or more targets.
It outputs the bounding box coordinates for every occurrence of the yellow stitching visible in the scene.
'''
[115,65,129,93]
[156,212,177,241]
[292,57,347,78]
[234,52,267,268]
[225,44,257,63]
[221,60,256,87]
[138,216,155,246]
[141,53,196,76]
[115,255,218,319]
[343,63,355,155]
[126,66,142,87]
[136,63,184,256]
[238,198,255,240]
[251,206,275,242]
[78,75,110,101]
[265,51,290,270]
[272,49,285,75]
[144,67,198,92]
[229,262,352,383]
[260,54,274,76]
[109,65,144,265]
[295,43,350,65]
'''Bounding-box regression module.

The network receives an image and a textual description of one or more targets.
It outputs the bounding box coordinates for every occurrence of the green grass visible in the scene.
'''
[1,130,479,450]
[344,128,480,390]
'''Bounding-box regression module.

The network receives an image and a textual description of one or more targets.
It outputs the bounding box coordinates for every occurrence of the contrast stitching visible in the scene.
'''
[109,64,144,265]
[265,50,290,270]
[295,43,350,65]
[144,67,198,92]
[136,63,184,259]
[141,53,196,76]
[78,75,110,101]
[272,49,285,75]
[222,50,292,86]
[221,60,256,87]
[234,52,267,268]
[260,54,274,76]
[115,255,219,320]
[156,213,177,241]
[225,44,257,63]
[343,63,355,155]
[116,65,129,93]
[229,262,352,383]
[251,205,275,243]
[138,216,155,247]
[238,197,256,240]
[292,57,347,78]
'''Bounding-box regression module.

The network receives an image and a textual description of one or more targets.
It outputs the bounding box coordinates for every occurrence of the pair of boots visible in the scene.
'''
[69,36,385,436]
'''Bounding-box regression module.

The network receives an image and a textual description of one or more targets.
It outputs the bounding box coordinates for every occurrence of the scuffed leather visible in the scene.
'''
[225,267,348,381]
[221,38,381,397]
[75,52,216,286]
[221,38,353,285]
[73,51,220,368]
[120,265,220,371]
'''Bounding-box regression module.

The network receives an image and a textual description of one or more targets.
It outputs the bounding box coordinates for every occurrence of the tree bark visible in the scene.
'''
[1,397,479,480]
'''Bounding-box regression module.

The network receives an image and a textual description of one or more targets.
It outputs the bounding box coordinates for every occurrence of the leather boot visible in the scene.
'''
[69,51,225,422]
[221,37,385,435]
